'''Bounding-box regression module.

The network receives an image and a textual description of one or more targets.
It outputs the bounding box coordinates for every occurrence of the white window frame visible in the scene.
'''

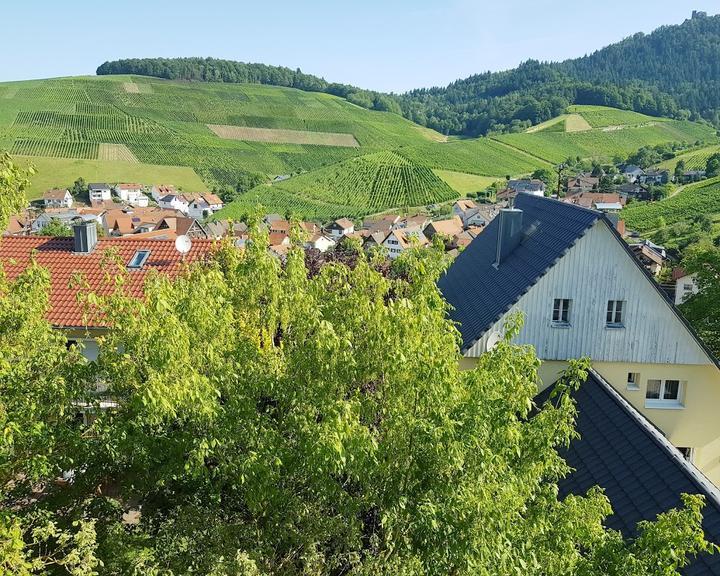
[645,378,684,409]
[552,298,571,326]
[606,300,625,328]
[627,372,640,391]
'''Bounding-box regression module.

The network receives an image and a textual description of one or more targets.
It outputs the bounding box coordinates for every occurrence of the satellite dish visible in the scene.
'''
[175,235,192,255]
[486,331,502,352]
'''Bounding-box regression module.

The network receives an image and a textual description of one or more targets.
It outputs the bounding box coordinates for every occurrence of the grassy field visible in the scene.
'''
[433,170,500,194]
[207,124,360,147]
[16,156,207,199]
[567,105,659,128]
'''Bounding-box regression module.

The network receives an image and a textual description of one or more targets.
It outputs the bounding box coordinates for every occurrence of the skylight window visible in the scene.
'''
[127,250,151,269]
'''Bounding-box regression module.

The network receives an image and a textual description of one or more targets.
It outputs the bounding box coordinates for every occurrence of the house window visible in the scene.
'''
[606,300,625,327]
[127,250,151,269]
[678,447,694,462]
[552,299,571,325]
[627,372,640,390]
[645,379,683,408]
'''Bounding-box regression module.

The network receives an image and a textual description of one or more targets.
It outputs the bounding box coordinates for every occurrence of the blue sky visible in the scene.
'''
[0,1,717,92]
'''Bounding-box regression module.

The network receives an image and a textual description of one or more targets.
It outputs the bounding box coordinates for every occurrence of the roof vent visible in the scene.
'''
[72,220,98,254]
[494,208,523,267]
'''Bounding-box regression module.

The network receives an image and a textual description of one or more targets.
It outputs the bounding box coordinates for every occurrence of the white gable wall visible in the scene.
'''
[466,219,712,366]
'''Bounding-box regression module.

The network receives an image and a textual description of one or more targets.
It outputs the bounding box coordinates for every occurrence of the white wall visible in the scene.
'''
[466,220,712,366]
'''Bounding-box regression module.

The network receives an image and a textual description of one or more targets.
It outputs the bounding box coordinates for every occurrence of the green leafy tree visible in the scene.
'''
[71,177,87,199]
[675,159,686,180]
[0,152,33,232]
[1,161,717,573]
[39,218,73,237]
[705,153,720,178]
[681,244,720,356]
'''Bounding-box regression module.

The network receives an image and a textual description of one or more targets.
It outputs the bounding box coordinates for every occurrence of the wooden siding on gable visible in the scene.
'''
[466,220,712,366]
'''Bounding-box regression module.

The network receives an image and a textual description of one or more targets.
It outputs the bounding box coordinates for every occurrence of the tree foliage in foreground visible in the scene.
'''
[0,215,716,573]
[680,244,720,357]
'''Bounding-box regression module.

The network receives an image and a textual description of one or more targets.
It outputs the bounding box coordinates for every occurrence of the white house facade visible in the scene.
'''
[439,194,720,485]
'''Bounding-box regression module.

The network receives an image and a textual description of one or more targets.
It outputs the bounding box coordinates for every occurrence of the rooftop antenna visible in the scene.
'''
[175,234,192,261]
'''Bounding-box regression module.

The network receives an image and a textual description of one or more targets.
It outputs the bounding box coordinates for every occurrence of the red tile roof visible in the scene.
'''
[0,236,216,328]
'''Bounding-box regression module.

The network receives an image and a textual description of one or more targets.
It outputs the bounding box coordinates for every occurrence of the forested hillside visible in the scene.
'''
[99,11,720,137]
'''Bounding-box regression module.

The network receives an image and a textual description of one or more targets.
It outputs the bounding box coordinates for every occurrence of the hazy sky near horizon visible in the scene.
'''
[1,1,717,92]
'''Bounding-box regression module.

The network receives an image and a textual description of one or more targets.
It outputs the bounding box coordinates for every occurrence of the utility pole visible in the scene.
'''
[555,163,567,197]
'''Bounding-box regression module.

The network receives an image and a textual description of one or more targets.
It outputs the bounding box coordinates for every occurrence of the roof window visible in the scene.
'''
[128,250,151,269]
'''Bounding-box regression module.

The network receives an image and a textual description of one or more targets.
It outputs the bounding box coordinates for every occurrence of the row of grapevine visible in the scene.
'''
[622,178,720,232]
[11,138,98,159]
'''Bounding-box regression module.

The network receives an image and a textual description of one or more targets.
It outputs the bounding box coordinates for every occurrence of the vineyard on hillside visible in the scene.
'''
[622,177,720,232]
[221,151,458,220]
[658,144,720,171]
[1,75,719,219]
[496,120,716,164]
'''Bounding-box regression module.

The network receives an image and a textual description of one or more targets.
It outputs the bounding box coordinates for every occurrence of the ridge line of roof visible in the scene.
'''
[588,368,720,510]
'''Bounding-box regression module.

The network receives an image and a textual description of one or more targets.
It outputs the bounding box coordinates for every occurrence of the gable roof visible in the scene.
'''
[43,189,70,200]
[0,237,215,328]
[537,370,720,574]
[438,194,600,352]
[332,218,354,230]
[437,194,718,365]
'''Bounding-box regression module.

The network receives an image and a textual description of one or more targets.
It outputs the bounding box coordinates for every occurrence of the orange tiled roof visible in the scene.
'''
[0,236,216,328]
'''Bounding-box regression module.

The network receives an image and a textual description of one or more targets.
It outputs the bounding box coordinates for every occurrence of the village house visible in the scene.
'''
[424,216,464,240]
[31,210,99,234]
[0,223,215,364]
[621,164,645,183]
[88,183,112,203]
[453,201,499,229]
[640,169,670,186]
[629,239,668,276]
[187,193,224,220]
[155,216,208,239]
[114,183,149,207]
[381,228,429,259]
[507,179,545,196]
[673,267,700,305]
[3,211,33,236]
[362,214,400,235]
[681,170,707,183]
[43,188,73,209]
[395,215,430,231]
[151,184,176,202]
[563,192,625,212]
[565,175,599,196]
[326,218,355,239]
[438,193,720,486]
[538,368,720,574]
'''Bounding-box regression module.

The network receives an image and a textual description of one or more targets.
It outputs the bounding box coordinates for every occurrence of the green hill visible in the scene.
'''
[0,75,716,220]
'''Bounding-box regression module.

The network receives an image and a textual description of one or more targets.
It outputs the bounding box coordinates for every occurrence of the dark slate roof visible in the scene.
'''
[438,194,600,352]
[537,371,720,575]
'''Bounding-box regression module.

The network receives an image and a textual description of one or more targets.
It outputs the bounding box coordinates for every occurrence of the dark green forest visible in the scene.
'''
[97,11,720,137]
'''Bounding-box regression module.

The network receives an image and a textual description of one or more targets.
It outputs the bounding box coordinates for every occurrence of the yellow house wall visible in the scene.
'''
[462,355,720,485]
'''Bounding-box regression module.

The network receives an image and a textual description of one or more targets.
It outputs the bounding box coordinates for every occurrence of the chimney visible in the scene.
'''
[73,219,98,253]
[494,208,523,267]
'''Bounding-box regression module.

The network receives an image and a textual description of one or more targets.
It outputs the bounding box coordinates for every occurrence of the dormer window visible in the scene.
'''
[128,250,151,269]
